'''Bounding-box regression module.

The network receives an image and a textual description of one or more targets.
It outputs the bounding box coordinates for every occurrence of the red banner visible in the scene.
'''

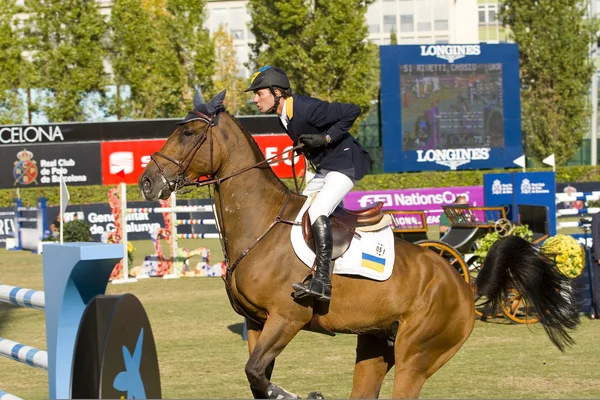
[253,135,305,179]
[101,134,304,185]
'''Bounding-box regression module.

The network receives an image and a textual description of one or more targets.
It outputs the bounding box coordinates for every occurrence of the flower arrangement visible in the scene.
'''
[474,224,533,260]
[540,234,585,279]
[127,241,135,265]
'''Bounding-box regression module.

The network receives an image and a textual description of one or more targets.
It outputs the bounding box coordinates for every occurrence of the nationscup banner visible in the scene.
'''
[343,186,484,226]
[0,142,102,188]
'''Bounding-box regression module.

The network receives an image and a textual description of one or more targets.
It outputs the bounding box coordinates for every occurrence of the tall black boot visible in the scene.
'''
[292,215,332,302]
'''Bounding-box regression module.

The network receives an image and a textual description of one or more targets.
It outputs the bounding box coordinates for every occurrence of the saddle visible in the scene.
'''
[302,201,386,260]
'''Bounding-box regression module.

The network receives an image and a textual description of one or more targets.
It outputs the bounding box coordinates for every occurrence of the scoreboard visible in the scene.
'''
[380,44,522,172]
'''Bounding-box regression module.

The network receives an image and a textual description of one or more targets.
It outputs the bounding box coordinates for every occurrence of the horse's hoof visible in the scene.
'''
[267,383,301,399]
[307,392,325,399]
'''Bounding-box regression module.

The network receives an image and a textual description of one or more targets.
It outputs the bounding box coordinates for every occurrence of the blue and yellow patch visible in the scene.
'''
[361,252,386,273]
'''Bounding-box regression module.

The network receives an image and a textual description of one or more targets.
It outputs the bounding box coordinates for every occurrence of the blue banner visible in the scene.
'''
[483,173,514,220]
[512,172,556,236]
[380,43,522,172]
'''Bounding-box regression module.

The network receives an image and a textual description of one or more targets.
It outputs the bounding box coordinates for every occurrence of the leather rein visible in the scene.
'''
[149,109,304,282]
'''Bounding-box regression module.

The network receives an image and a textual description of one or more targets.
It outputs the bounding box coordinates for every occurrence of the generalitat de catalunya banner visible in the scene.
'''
[343,186,484,226]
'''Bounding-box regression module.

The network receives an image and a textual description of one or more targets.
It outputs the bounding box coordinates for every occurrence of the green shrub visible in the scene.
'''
[63,220,93,242]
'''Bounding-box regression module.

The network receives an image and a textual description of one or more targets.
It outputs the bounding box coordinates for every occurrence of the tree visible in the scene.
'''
[0,0,32,124]
[501,0,597,164]
[213,26,250,115]
[25,0,108,122]
[247,0,379,131]
[390,30,398,45]
[109,0,215,119]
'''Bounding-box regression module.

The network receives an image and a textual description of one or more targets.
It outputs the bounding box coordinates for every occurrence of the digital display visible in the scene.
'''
[380,44,522,173]
[400,63,504,151]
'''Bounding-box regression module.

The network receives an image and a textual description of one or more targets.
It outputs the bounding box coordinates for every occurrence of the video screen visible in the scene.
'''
[400,63,504,151]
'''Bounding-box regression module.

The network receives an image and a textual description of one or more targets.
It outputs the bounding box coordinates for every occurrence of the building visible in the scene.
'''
[204,0,503,78]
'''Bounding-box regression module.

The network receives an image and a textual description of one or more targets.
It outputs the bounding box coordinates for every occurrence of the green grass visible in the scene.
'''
[1,240,599,399]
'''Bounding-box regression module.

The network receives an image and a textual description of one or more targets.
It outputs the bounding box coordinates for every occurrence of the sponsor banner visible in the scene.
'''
[483,172,515,220]
[0,142,102,189]
[46,199,218,242]
[513,172,556,236]
[0,115,285,144]
[102,139,166,186]
[344,186,484,226]
[102,134,303,184]
[253,135,305,179]
[0,208,16,245]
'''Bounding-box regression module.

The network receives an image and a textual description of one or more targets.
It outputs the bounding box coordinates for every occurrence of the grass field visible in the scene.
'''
[1,239,599,399]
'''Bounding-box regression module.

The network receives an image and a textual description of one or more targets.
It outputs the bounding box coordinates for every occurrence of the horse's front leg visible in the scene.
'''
[246,319,275,399]
[245,314,304,399]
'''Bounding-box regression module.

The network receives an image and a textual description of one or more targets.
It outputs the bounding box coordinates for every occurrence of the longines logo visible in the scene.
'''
[416,148,490,170]
[420,45,481,63]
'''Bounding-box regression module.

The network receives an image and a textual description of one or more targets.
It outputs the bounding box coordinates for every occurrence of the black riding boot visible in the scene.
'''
[292,215,332,302]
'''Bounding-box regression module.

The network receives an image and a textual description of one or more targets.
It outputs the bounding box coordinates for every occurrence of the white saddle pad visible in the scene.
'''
[290,198,395,281]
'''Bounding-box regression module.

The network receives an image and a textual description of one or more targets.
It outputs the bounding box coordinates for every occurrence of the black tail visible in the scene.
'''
[476,236,579,351]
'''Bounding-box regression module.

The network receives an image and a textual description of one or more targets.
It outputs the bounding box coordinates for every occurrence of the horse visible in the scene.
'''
[138,90,579,399]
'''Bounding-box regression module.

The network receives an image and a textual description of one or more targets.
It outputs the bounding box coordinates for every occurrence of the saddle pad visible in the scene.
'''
[290,197,395,281]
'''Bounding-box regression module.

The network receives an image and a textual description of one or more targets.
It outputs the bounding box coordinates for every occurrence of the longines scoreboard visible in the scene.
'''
[380,43,522,172]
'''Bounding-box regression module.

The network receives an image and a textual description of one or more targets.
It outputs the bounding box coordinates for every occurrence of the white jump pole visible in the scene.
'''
[111,182,137,284]
[163,192,180,280]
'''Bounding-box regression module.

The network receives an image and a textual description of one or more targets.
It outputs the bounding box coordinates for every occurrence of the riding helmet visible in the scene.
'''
[245,66,291,92]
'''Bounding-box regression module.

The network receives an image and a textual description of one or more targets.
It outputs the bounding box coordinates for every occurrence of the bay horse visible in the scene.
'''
[138,90,579,399]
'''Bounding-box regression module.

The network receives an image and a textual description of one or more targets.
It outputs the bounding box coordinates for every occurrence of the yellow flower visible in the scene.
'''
[541,234,584,278]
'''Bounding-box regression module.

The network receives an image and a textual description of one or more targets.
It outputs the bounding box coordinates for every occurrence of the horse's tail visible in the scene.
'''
[475,235,579,352]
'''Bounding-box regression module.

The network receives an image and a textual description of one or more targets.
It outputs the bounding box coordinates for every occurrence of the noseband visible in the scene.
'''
[150,110,216,193]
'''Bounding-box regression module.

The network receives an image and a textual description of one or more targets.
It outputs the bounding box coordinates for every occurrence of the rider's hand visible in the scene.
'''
[298,134,329,147]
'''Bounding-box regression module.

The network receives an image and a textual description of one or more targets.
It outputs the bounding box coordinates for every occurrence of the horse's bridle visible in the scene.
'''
[150,109,305,194]
[150,110,216,194]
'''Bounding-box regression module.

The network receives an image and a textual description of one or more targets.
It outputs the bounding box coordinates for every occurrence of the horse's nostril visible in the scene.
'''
[142,176,152,192]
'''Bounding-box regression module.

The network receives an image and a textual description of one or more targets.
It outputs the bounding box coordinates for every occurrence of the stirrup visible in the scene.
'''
[291,279,331,302]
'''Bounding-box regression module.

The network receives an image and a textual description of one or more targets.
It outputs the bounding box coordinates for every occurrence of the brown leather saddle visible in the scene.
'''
[302,202,385,260]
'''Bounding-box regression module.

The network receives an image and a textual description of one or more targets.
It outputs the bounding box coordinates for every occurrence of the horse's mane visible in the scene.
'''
[223,111,292,194]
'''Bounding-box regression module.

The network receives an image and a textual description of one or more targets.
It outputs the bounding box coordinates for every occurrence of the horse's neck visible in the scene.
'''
[213,119,297,262]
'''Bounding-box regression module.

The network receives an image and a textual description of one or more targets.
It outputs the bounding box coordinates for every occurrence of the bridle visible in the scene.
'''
[149,110,216,194]
[149,109,305,194]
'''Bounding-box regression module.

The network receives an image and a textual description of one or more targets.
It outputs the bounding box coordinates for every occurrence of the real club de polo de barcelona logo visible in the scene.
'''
[13,149,38,185]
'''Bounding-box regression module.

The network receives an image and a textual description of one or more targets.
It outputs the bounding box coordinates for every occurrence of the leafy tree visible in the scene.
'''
[390,31,398,45]
[501,0,597,164]
[0,0,30,124]
[25,0,108,122]
[213,26,250,115]
[109,0,215,119]
[247,0,379,131]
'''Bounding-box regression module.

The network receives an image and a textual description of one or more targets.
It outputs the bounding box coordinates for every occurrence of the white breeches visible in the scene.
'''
[303,170,356,223]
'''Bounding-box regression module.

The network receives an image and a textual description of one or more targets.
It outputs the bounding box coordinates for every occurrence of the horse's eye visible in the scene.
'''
[183,128,194,136]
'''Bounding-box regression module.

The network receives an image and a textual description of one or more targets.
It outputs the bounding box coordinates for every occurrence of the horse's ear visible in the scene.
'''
[207,90,226,114]
[193,88,205,109]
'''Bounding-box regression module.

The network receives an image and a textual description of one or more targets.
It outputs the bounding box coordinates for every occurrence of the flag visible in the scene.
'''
[59,173,70,244]
[60,174,70,216]
[542,154,556,171]
[513,155,525,168]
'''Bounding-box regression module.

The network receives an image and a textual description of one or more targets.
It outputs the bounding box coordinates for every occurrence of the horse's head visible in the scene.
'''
[139,89,226,201]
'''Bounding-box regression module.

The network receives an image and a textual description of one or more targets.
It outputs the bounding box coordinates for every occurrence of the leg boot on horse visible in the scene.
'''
[292,215,332,301]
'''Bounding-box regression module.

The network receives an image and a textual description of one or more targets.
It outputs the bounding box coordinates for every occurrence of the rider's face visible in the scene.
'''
[252,88,275,113]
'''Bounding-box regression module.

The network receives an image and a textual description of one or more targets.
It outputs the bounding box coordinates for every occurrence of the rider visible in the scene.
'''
[245,66,373,302]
